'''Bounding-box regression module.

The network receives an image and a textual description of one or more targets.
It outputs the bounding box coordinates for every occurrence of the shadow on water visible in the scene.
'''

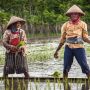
[4,78,28,90]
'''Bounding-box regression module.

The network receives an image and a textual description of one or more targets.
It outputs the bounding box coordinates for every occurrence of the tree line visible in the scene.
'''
[0,0,90,38]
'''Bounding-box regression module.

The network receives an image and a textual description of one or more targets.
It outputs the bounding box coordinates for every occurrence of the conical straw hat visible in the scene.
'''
[7,16,25,29]
[65,5,85,16]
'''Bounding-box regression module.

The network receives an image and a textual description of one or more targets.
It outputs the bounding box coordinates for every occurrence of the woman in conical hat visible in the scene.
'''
[54,5,90,78]
[3,16,30,78]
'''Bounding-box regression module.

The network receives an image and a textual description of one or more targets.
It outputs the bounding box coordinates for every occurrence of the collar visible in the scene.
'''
[12,31,19,34]
[69,19,81,25]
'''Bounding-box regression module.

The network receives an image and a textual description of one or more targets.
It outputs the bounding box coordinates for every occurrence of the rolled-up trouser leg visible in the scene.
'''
[74,48,90,76]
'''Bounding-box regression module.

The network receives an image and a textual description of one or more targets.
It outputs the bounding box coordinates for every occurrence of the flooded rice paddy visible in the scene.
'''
[0,38,90,89]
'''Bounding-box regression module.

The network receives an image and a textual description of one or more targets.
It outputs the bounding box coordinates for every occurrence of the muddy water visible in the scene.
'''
[0,38,90,78]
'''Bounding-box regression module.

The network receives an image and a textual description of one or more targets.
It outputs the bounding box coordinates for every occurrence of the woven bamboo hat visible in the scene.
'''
[65,5,85,16]
[7,16,25,29]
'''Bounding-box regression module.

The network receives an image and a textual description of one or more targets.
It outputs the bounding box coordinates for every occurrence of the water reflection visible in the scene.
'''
[4,78,28,90]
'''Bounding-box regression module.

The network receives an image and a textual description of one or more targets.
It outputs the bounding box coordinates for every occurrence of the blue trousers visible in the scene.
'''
[63,45,90,74]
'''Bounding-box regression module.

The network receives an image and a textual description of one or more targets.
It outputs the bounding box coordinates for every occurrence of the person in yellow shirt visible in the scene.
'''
[54,5,90,78]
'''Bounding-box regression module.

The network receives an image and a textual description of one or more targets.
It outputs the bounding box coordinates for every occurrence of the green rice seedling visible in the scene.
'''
[53,78,56,90]
[37,78,41,90]
[17,41,25,48]
[21,78,27,90]
[4,79,8,90]
[5,79,10,90]
[23,79,27,90]
[84,78,88,89]
[0,56,4,65]
[51,71,61,78]
[11,78,14,90]
[76,79,79,89]
[17,78,21,90]
[87,78,90,86]
[5,78,17,90]
[25,79,29,90]
[46,79,51,90]
[64,79,71,90]
[69,79,72,89]
[57,79,61,90]
[76,78,82,90]
[22,78,25,89]
[29,80,33,90]
[2,78,90,90]
[0,77,3,83]
[34,78,39,90]
[47,80,51,90]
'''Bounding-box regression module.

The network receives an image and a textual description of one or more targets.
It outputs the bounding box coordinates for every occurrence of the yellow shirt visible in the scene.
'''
[60,20,89,48]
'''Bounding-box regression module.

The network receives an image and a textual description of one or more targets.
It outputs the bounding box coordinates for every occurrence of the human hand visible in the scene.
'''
[54,51,58,59]
[18,46,25,52]
[10,45,17,52]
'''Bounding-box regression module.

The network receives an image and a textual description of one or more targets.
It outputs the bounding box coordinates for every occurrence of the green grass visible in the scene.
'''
[27,32,61,39]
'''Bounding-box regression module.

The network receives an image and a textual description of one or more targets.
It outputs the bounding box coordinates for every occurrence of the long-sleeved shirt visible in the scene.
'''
[3,29,27,53]
[60,20,89,48]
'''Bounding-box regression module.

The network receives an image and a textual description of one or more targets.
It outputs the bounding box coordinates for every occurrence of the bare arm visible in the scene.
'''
[82,23,90,43]
[54,23,66,58]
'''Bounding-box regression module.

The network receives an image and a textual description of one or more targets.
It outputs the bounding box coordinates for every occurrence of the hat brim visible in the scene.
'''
[7,20,25,29]
[65,12,85,17]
